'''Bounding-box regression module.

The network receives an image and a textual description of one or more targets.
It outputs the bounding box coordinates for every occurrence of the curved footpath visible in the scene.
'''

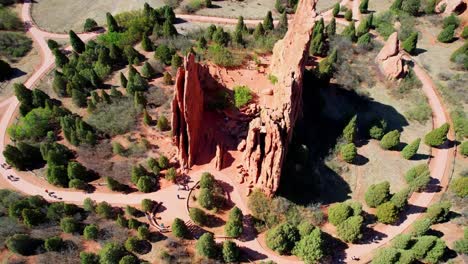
[0,1,455,263]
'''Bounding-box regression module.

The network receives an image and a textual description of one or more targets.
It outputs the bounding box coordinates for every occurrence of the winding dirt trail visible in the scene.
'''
[0,0,456,263]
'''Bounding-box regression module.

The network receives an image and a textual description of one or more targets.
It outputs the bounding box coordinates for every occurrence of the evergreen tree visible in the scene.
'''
[143,109,152,126]
[356,16,371,37]
[14,83,33,111]
[424,123,450,146]
[106,12,119,32]
[401,138,420,159]
[390,0,403,10]
[402,32,418,54]
[197,36,207,49]
[109,44,122,62]
[380,130,401,150]
[69,30,85,53]
[120,72,128,88]
[343,115,357,143]
[71,89,87,108]
[223,241,240,263]
[359,0,369,13]
[152,23,162,37]
[345,10,353,21]
[263,11,274,31]
[279,11,288,31]
[171,54,182,70]
[253,23,265,38]
[235,16,246,33]
[47,39,59,50]
[83,18,98,32]
[141,62,155,79]
[53,70,68,97]
[357,32,372,47]
[196,233,217,259]
[163,20,177,37]
[326,18,336,36]
[172,218,189,238]
[310,33,325,56]
[233,29,243,45]
[52,48,69,67]
[225,207,243,237]
[275,0,285,13]
[332,3,340,17]
[102,90,111,104]
[437,25,455,43]
[134,91,147,108]
[86,99,96,113]
[342,21,357,42]
[163,71,172,85]
[141,33,153,51]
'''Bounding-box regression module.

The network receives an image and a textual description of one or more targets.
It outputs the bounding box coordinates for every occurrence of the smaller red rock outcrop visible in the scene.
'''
[171,54,205,168]
[376,32,408,80]
[436,0,467,15]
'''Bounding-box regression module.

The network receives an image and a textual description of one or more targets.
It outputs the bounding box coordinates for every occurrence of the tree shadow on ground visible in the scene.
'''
[239,246,268,262]
[353,154,369,166]
[136,240,152,254]
[360,228,388,245]
[411,153,432,161]
[239,214,257,242]
[425,178,442,193]
[394,203,427,225]
[277,70,409,205]
[2,67,26,82]
[323,231,349,263]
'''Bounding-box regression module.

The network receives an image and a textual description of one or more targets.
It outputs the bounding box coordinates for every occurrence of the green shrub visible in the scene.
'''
[172,218,189,238]
[84,18,98,32]
[222,240,239,263]
[437,25,455,43]
[390,187,411,211]
[376,202,399,224]
[225,206,243,237]
[371,248,399,264]
[424,238,447,264]
[233,85,252,108]
[461,26,468,39]
[410,217,432,236]
[365,181,391,208]
[342,115,357,143]
[141,199,155,212]
[450,176,468,197]
[443,14,460,28]
[405,164,431,192]
[292,228,325,263]
[189,207,207,226]
[157,115,170,131]
[99,242,126,264]
[411,236,437,259]
[200,172,215,189]
[88,97,137,136]
[83,224,99,240]
[196,233,217,258]
[332,3,340,17]
[344,10,353,21]
[337,215,363,243]
[0,32,32,58]
[0,7,22,30]
[6,234,42,256]
[453,238,468,254]
[401,138,421,159]
[266,222,300,255]
[165,167,176,182]
[380,130,400,150]
[327,202,351,226]
[60,217,78,233]
[391,234,412,249]
[158,155,169,169]
[207,44,241,67]
[340,143,357,163]
[80,252,99,264]
[369,120,387,140]
[401,0,420,15]
[198,187,215,209]
[402,32,418,54]
[44,236,63,251]
[424,123,450,147]
[426,201,451,223]
[461,141,468,157]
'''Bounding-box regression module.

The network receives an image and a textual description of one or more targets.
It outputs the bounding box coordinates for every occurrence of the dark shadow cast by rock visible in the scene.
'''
[239,246,269,262]
[353,154,369,166]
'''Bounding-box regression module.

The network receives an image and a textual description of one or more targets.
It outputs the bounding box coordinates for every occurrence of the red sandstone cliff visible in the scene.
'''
[171,54,205,168]
[240,0,317,196]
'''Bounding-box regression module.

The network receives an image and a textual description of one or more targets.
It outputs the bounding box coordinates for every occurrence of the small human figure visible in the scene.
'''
[177,194,180,199]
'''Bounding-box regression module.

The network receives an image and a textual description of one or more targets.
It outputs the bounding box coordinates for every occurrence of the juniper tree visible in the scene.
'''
[345,10,353,21]
[279,11,288,31]
[141,62,155,78]
[424,123,449,147]
[141,33,153,51]
[401,138,420,159]
[342,21,357,42]
[332,3,340,17]
[359,0,369,13]
[437,25,455,43]
[52,48,69,67]
[403,32,418,54]
[253,23,265,38]
[263,11,274,31]
[69,30,85,53]
[163,20,177,37]
[343,115,357,143]
[120,72,128,88]
[326,18,336,36]
[106,12,119,32]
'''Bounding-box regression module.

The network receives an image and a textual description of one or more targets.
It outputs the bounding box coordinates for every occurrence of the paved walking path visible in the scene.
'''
[0,1,455,263]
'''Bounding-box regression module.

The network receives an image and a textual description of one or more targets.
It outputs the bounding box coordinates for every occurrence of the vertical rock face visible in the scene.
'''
[241,0,317,196]
[171,54,205,168]
[376,32,408,80]
[436,0,466,15]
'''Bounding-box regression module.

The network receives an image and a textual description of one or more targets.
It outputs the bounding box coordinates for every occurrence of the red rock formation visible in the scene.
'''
[376,32,408,80]
[436,0,467,15]
[171,54,205,168]
[241,0,317,196]
[215,144,224,171]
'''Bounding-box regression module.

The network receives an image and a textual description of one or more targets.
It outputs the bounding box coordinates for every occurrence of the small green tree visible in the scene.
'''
[426,201,451,223]
[392,234,412,249]
[69,30,85,53]
[437,25,455,43]
[124,236,139,252]
[83,224,99,240]
[80,252,99,264]
[141,62,155,79]
[222,240,239,263]
[328,202,351,226]
[141,33,153,51]
[60,216,78,233]
[83,198,96,212]
[380,130,400,150]
[196,233,217,258]
[225,206,243,237]
[401,138,420,159]
[343,115,357,143]
[405,164,430,192]
[266,222,300,255]
[172,218,189,238]
[424,123,450,147]
[84,18,98,32]
[200,172,215,189]
[263,11,274,31]
[341,143,357,163]
[106,12,119,32]
[44,236,63,251]
[337,215,364,243]
[390,187,411,211]
[342,21,357,42]
[345,10,353,21]
[402,32,418,55]
[137,225,150,240]
[376,202,399,224]
[371,248,399,264]
[292,228,324,263]
[171,54,182,70]
[189,207,206,225]
[165,167,177,182]
[411,217,432,236]
[401,0,421,15]
[158,155,169,169]
[141,199,155,212]
[450,177,468,198]
[96,202,113,219]
[359,0,369,13]
[253,23,265,38]
[390,0,403,10]
[198,187,215,209]
[332,3,340,17]
[365,181,391,208]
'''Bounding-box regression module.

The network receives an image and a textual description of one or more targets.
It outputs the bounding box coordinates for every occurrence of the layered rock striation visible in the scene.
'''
[376,32,408,80]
